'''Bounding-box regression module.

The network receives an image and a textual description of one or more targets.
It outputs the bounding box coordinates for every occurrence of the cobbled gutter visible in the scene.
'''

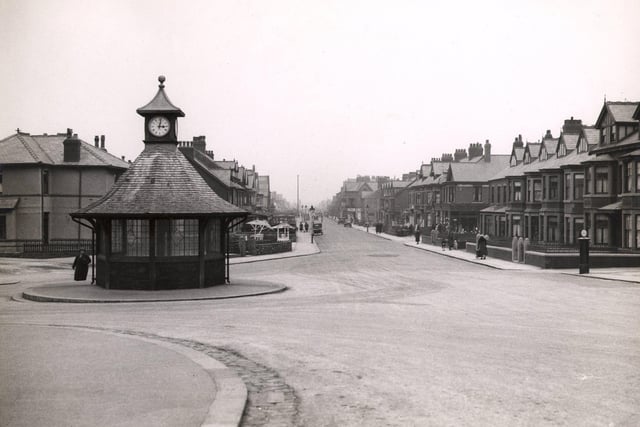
[51,325,301,427]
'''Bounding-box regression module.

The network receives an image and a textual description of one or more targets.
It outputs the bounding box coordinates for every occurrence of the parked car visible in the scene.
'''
[343,222,352,228]
[313,222,323,235]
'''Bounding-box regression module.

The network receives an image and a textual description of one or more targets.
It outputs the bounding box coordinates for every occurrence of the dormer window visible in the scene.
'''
[577,137,588,153]
[510,155,517,167]
[540,147,547,161]
[524,153,530,164]
[558,143,566,157]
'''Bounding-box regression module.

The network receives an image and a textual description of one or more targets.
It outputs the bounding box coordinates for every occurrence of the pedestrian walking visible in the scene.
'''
[299,221,304,232]
[72,249,91,281]
[414,227,421,244]
[304,222,309,232]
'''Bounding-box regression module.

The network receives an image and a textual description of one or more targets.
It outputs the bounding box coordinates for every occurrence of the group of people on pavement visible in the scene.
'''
[299,221,309,232]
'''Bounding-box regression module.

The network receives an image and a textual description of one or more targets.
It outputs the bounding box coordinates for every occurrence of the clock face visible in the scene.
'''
[148,116,171,137]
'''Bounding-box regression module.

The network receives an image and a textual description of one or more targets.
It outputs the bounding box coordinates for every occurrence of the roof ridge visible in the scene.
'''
[82,141,112,165]
[16,133,41,163]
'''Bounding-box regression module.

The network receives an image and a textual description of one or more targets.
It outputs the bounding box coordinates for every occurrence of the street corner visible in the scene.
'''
[20,279,288,303]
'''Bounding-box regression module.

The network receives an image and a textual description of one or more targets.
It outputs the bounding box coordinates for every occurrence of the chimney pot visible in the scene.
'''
[94,136,99,147]
[100,135,106,150]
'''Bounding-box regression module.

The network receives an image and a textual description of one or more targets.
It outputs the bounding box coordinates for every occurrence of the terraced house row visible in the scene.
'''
[332,100,640,256]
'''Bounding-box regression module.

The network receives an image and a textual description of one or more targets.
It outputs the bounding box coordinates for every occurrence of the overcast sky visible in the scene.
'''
[2,0,639,206]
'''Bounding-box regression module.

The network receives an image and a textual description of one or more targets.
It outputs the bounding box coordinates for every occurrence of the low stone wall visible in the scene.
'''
[247,240,292,256]
[465,243,640,269]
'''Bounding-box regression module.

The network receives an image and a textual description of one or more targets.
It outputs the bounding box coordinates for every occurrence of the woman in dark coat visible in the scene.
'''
[477,235,488,260]
[414,227,421,244]
[72,249,91,281]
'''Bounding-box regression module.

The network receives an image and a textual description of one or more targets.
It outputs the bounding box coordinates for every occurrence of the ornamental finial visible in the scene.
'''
[158,75,166,88]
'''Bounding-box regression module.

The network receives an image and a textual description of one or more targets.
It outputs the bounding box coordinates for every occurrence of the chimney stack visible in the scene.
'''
[513,135,524,148]
[468,142,483,159]
[63,129,81,162]
[192,135,206,152]
[562,116,583,134]
[100,135,106,151]
[441,153,453,162]
[484,139,491,162]
[94,135,99,147]
[454,148,468,162]
[544,129,553,140]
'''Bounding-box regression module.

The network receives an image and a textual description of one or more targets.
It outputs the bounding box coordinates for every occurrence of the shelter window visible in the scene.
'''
[111,220,123,253]
[156,219,198,256]
[595,167,608,194]
[125,219,149,256]
[636,215,640,249]
[0,215,6,240]
[0,166,3,194]
[637,161,640,193]
[205,219,222,254]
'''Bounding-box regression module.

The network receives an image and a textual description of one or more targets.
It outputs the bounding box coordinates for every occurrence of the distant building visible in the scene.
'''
[0,130,128,255]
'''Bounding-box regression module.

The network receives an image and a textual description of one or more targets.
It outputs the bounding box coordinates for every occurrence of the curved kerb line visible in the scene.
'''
[48,325,247,427]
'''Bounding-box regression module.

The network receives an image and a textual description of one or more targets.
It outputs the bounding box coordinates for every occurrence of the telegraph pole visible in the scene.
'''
[297,174,300,218]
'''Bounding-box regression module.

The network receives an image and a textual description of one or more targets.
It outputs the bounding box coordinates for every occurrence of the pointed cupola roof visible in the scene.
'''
[136,75,185,117]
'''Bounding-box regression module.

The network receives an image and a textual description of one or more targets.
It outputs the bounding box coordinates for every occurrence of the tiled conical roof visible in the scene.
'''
[73,143,246,218]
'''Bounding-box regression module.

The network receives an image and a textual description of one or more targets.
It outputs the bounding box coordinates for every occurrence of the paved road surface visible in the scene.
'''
[1,219,639,426]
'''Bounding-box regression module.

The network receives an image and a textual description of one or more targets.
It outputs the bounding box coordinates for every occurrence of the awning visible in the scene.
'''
[0,198,19,211]
[599,201,622,211]
[480,205,506,213]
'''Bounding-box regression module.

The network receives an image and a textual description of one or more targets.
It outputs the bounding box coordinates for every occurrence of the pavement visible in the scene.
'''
[349,223,640,284]
[8,230,320,304]
[0,230,320,427]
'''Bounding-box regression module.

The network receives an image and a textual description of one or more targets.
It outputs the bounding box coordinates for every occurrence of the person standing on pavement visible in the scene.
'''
[414,226,421,244]
[72,249,91,281]
[477,234,488,260]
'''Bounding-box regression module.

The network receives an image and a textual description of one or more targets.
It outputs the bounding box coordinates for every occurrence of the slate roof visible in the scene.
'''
[447,155,510,182]
[0,133,129,169]
[607,102,639,123]
[73,143,247,218]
